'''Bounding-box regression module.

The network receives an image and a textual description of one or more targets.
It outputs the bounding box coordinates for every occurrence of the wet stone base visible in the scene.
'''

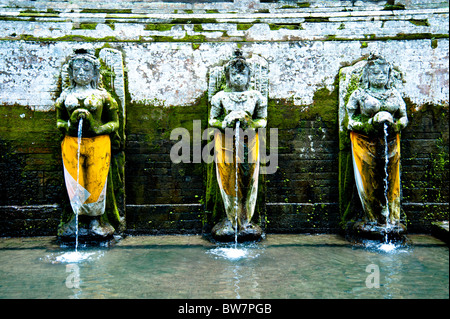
[57,233,123,248]
[345,221,409,245]
[57,215,120,247]
[209,218,265,243]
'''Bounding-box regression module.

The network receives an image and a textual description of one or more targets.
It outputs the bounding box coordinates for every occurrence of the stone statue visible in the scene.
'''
[343,53,408,240]
[56,46,125,240]
[208,50,268,242]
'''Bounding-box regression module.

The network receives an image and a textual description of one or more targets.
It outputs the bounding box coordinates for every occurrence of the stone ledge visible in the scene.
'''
[1,8,447,43]
[0,204,61,236]
[431,220,449,245]
[1,7,448,21]
[0,0,448,14]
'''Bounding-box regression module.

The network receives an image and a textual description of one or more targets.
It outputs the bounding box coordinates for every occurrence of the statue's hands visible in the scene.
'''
[70,108,92,123]
[69,108,105,134]
[223,110,250,128]
[394,117,408,132]
[347,119,365,132]
[372,111,394,129]
[68,109,90,134]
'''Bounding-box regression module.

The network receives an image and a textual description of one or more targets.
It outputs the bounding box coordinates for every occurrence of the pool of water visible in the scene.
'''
[0,234,448,299]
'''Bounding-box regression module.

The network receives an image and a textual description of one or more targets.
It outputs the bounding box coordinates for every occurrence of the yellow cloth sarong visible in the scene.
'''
[214,129,259,227]
[350,131,401,223]
[62,135,111,216]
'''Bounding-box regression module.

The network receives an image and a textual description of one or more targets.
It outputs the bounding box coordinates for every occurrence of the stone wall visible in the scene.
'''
[0,0,448,236]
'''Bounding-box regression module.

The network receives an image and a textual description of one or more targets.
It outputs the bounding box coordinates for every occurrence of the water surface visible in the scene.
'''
[0,234,447,299]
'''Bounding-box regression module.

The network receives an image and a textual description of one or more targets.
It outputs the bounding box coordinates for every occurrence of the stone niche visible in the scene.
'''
[0,0,448,236]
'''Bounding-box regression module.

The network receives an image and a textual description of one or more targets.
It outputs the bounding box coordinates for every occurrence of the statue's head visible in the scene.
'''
[361,53,394,90]
[224,50,251,91]
[67,47,101,89]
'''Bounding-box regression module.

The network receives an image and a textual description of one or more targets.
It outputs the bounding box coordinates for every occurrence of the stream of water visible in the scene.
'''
[234,120,240,249]
[55,118,90,264]
[75,118,83,252]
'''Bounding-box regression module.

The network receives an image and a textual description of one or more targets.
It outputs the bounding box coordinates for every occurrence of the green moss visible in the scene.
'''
[360,41,368,48]
[393,33,448,41]
[18,11,58,17]
[128,93,208,143]
[310,85,339,127]
[145,35,175,42]
[237,24,253,31]
[408,19,430,27]
[304,17,329,23]
[151,34,207,43]
[343,72,361,106]
[72,23,98,30]
[105,21,116,30]
[404,97,449,122]
[431,39,438,49]
[170,18,218,24]
[145,24,174,31]
[193,24,204,32]
[81,8,132,13]
[337,23,345,30]
[268,84,339,132]
[269,23,303,31]
[297,2,311,8]
[349,114,374,136]
[268,100,299,129]
[383,4,406,10]
[0,16,35,22]
[16,34,122,42]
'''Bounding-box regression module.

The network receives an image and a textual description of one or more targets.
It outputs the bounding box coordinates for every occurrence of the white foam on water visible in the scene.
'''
[207,243,262,261]
[210,247,248,260]
[54,251,96,263]
[378,242,397,253]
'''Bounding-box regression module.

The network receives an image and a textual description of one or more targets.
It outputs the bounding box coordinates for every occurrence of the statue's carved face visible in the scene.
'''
[367,63,389,89]
[229,66,250,92]
[72,59,95,87]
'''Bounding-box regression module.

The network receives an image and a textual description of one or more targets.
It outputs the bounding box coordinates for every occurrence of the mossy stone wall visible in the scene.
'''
[0,0,448,236]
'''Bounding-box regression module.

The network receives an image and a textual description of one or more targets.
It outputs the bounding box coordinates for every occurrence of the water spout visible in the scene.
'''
[382,122,394,246]
[382,122,390,229]
[75,118,83,252]
[234,120,240,248]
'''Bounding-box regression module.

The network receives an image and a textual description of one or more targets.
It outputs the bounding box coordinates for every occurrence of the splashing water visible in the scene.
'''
[54,251,95,263]
[207,242,262,261]
[378,241,397,253]
[210,247,248,260]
